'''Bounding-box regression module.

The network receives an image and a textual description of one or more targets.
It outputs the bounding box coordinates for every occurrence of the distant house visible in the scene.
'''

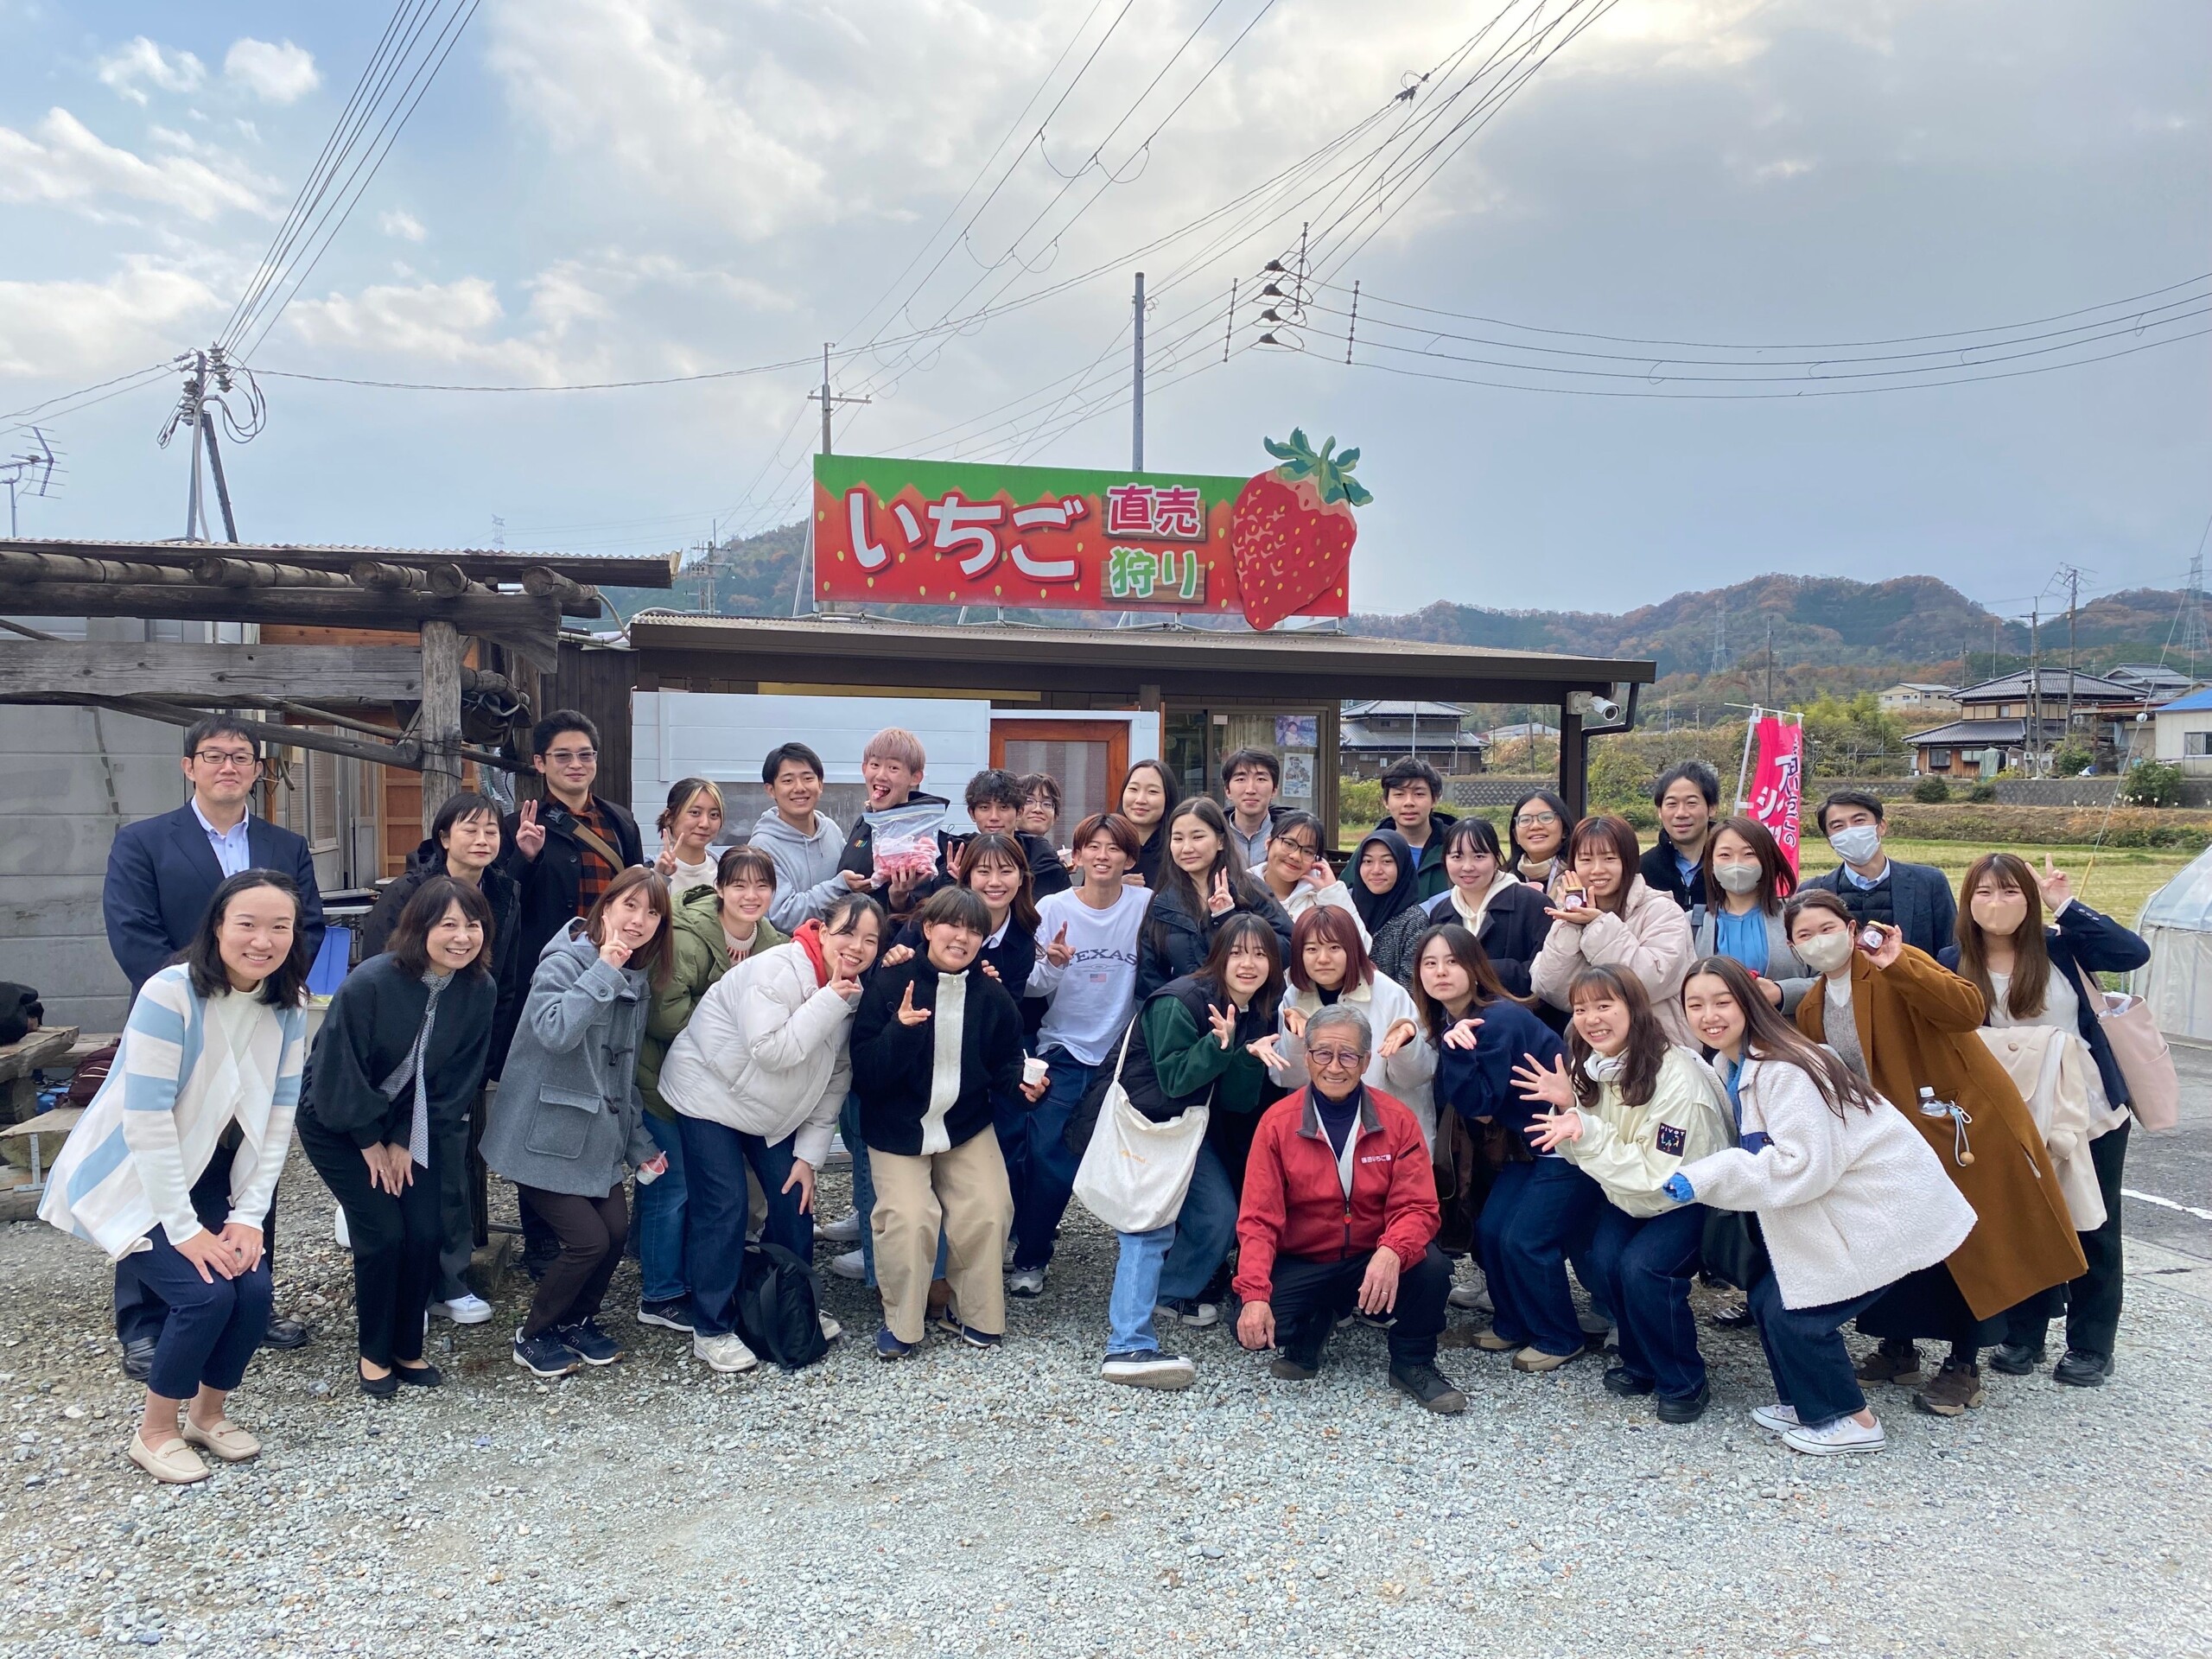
[1339,699,1485,780]
[1906,668,2141,777]
[1478,721,1560,747]
[1877,682,1960,718]
[2107,663,2199,701]
[2152,687,2212,776]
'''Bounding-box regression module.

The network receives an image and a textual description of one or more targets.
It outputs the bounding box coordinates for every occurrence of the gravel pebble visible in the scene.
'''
[0,1166,2207,1656]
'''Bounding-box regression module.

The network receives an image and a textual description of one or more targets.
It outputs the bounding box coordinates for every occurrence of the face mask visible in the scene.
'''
[1796,931,1855,975]
[1583,1050,1629,1084]
[1713,863,1762,896]
[1970,894,2028,937]
[1827,825,1881,867]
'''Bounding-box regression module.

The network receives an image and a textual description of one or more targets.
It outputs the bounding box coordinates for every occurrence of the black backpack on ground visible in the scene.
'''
[734,1243,829,1370]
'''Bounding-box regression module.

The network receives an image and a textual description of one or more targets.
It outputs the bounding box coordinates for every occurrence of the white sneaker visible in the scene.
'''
[432,1294,493,1325]
[818,1313,843,1344]
[819,1211,861,1243]
[693,1332,760,1374]
[1447,1282,1493,1313]
[334,1209,351,1249]
[1782,1414,1885,1456]
[828,1249,867,1282]
[1155,1298,1219,1330]
[1101,1351,1197,1390]
[1007,1268,1046,1299]
[1750,1402,1800,1435]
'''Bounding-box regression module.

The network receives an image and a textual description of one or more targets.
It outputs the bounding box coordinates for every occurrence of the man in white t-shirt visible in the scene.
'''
[1003,812,1154,1296]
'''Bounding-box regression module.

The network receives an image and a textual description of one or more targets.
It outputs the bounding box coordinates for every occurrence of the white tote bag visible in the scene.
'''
[1071,1022,1211,1236]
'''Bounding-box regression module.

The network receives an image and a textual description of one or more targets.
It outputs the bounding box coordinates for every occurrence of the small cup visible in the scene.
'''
[1021,1055,1049,1089]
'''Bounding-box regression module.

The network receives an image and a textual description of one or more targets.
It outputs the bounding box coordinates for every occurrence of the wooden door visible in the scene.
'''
[991,720,1129,831]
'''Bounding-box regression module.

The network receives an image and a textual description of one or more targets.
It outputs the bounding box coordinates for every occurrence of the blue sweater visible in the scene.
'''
[1431,997,1568,1142]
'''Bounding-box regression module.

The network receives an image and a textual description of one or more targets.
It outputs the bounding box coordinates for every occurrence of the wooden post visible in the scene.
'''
[1558,702,1587,822]
[420,620,464,830]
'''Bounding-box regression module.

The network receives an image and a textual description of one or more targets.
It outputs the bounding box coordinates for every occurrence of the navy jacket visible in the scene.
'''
[103,803,327,992]
[1802,857,1958,959]
[1431,997,1568,1144]
[1939,900,2152,1112]
[1640,840,1700,912]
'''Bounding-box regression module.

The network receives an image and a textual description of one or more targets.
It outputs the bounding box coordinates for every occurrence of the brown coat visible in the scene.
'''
[1796,944,2086,1320]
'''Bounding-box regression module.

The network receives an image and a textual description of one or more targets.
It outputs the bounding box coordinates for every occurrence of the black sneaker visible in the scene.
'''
[1602,1364,1656,1398]
[1389,1362,1467,1414]
[120,1337,156,1383]
[1990,1340,2046,1376]
[511,1328,582,1379]
[1708,1303,1757,1331]
[263,1316,312,1351]
[558,1318,626,1366]
[1268,1354,1319,1381]
[1101,1351,1198,1390]
[636,1298,695,1332]
[1655,1381,1712,1425]
[2053,1349,2112,1388]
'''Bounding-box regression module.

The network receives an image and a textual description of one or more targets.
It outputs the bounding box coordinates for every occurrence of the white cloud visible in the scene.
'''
[224,39,321,105]
[379,208,429,243]
[283,277,565,380]
[0,108,277,219]
[95,37,207,105]
[0,259,218,379]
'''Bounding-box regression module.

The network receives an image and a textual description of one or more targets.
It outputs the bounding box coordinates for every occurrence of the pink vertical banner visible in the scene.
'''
[1744,714,1805,873]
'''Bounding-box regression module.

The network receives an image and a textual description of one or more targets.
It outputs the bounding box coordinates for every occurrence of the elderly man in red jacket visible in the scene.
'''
[1234,1004,1465,1414]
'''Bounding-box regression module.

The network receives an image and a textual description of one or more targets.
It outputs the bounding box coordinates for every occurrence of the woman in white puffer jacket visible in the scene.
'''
[658,894,884,1371]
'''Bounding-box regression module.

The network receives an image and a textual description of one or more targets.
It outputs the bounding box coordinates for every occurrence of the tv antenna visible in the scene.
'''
[1,427,58,537]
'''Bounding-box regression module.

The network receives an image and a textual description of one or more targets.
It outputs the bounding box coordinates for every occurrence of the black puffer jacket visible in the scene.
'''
[1134,875,1294,1001]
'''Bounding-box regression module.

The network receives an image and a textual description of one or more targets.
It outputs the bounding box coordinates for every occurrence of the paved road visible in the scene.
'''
[2120,1039,2212,1262]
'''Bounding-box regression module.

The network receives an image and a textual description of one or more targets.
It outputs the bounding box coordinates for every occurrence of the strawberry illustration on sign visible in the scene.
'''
[1229,429,1371,630]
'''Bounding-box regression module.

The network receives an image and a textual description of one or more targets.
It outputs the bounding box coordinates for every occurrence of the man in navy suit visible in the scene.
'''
[1800,788,1958,957]
[101,714,327,1374]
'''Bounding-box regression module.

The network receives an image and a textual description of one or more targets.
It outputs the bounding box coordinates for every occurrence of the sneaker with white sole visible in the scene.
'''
[1007,1268,1046,1299]
[433,1294,493,1325]
[1749,1402,1800,1435]
[635,1298,694,1332]
[818,1313,843,1344]
[819,1211,862,1244]
[693,1332,760,1374]
[1447,1282,1493,1313]
[1782,1414,1886,1456]
[1101,1351,1197,1390]
[1154,1298,1219,1329]
[828,1249,868,1282]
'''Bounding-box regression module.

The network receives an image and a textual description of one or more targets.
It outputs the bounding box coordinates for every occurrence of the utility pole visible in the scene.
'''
[1132,271,1147,471]
[182,351,208,542]
[1764,618,1774,708]
[2029,603,2042,775]
[2058,564,2084,760]
[804,346,870,618]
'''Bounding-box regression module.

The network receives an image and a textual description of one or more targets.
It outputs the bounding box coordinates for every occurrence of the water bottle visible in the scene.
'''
[1916,1086,1974,1166]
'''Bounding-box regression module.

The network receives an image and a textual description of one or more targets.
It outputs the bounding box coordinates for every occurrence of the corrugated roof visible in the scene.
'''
[0,537,674,587]
[2154,686,2212,714]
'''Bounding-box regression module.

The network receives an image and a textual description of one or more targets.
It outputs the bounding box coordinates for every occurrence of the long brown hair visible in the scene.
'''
[954,830,1039,933]
[1684,955,1881,1119]
[1410,922,1531,1039]
[1565,965,1668,1109]
[1154,798,1268,925]
[1955,851,2050,1020]
[1194,912,1285,1024]
[1567,813,1642,917]
[584,866,676,988]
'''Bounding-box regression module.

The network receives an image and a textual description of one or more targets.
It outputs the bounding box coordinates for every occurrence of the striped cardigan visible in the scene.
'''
[39,964,307,1261]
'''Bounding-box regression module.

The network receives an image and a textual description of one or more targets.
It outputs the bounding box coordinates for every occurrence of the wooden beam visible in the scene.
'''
[0,640,429,700]
[191,556,353,589]
[0,582,560,671]
[419,620,464,830]
[93,696,425,768]
[0,537,675,589]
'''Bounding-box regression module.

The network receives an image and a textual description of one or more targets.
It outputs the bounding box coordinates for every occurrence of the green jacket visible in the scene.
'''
[638,886,787,1119]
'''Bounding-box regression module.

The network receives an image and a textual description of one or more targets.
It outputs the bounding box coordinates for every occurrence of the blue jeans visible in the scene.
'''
[1751,1275,1884,1430]
[677,1115,816,1338]
[1104,1145,1238,1354]
[635,1114,690,1306]
[1005,1052,1089,1271]
[1478,1155,1603,1357]
[135,1224,274,1401]
[1585,1202,1707,1399]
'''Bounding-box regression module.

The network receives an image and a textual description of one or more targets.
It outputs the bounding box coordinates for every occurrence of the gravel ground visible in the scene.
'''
[2,1164,2208,1659]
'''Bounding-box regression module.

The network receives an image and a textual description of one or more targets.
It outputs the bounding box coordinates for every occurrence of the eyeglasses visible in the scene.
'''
[545,748,597,766]
[1514,810,1560,827]
[1275,841,1320,860]
[193,749,259,770]
[1308,1046,1367,1069]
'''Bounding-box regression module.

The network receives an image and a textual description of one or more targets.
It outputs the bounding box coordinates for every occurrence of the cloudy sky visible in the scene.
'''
[3,1,2206,619]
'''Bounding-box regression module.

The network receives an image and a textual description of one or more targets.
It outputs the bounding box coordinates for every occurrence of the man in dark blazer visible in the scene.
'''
[100,714,328,1374]
[1800,788,1958,957]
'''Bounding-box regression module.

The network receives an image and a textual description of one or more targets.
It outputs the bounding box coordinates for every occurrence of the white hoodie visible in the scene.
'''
[658,939,856,1167]
[750,808,849,931]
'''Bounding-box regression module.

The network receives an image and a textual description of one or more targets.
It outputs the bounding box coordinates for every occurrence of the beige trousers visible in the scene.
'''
[868,1132,1013,1344]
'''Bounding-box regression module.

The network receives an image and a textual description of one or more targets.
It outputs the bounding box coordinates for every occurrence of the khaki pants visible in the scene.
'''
[869,1133,1013,1344]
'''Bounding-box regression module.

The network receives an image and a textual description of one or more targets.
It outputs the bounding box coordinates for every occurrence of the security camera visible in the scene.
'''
[1567,691,1623,723]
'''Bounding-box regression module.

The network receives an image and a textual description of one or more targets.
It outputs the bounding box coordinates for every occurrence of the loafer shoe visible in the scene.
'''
[1601,1365,1655,1398]
[1472,1329,1519,1353]
[120,1338,156,1383]
[262,1317,312,1351]
[180,1416,260,1463]
[1990,1340,2045,1376]
[394,1362,442,1389]
[1655,1382,1712,1425]
[129,1433,209,1484]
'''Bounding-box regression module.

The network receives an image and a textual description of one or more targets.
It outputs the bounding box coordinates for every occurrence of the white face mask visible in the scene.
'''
[1713,863,1762,896]
[1796,930,1855,975]
[1827,824,1881,867]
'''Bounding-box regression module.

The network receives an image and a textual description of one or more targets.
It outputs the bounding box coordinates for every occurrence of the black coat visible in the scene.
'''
[1640,841,1700,912]
[361,840,525,1076]
[1135,875,1294,1001]
[892,912,1039,1001]
[850,957,1027,1156]
[1131,825,1168,890]
[304,952,496,1149]
[1371,883,1556,998]
[499,795,644,969]
[936,828,1072,905]
[1939,899,2152,1111]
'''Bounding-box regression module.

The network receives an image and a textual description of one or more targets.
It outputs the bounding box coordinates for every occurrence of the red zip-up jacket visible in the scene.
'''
[1233,1084,1440,1304]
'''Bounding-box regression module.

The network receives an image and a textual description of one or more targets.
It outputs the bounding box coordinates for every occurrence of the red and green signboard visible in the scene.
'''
[811,432,1370,629]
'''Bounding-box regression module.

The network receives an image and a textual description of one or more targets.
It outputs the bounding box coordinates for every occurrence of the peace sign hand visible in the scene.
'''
[894,981,931,1027]
[514,798,545,861]
[1207,1002,1236,1050]
[2037,855,2074,913]
[1208,870,1235,918]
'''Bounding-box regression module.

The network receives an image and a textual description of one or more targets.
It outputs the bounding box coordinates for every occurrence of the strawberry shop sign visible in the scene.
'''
[810,432,1368,630]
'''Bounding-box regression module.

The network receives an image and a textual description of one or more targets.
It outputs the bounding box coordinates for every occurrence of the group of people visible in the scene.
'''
[42,720,2153,1482]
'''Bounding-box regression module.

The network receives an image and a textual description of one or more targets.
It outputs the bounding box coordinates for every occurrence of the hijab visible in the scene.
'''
[1349,829,1420,936]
